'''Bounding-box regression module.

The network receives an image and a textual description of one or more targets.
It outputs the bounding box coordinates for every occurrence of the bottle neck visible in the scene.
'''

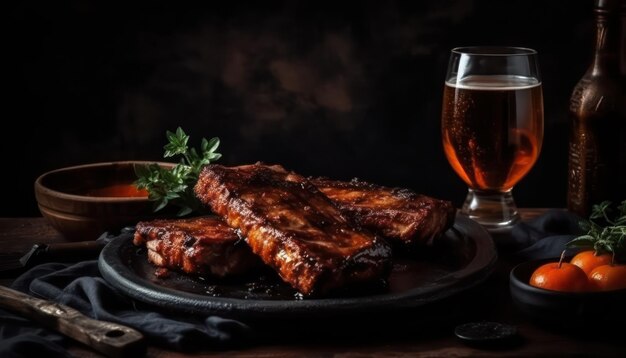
[590,9,622,76]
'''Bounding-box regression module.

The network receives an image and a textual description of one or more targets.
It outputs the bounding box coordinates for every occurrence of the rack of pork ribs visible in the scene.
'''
[133,163,456,296]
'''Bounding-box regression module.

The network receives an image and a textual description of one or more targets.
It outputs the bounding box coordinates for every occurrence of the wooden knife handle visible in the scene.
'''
[0,285,145,357]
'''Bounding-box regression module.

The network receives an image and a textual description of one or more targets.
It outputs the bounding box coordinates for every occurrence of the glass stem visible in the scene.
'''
[460,188,519,231]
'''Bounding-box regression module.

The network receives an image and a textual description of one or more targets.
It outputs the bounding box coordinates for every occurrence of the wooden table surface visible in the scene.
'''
[0,210,623,357]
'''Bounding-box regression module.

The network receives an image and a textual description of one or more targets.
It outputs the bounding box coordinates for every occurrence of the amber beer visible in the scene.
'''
[442,75,544,191]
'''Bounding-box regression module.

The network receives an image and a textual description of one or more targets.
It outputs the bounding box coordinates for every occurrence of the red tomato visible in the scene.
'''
[588,264,626,291]
[570,250,612,276]
[529,262,588,292]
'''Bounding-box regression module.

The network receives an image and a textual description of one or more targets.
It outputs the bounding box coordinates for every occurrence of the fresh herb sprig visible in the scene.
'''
[134,127,221,216]
[566,200,626,263]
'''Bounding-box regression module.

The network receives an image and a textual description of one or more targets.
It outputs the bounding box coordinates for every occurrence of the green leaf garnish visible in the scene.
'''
[567,200,626,264]
[134,127,221,216]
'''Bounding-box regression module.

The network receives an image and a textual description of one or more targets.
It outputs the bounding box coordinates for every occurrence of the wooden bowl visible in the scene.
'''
[34,161,174,240]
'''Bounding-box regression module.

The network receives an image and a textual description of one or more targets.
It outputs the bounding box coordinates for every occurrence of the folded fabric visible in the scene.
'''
[510,209,585,260]
[0,232,251,357]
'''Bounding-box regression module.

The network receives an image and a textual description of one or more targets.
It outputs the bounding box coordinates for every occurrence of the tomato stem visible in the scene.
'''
[558,250,566,269]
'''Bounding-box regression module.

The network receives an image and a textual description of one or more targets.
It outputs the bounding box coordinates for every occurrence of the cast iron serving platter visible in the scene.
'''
[99,215,497,319]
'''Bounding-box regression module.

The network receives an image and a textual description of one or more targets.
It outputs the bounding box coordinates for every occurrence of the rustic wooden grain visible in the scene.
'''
[0,217,66,252]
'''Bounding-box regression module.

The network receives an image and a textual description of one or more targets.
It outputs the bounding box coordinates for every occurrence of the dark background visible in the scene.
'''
[5,0,605,217]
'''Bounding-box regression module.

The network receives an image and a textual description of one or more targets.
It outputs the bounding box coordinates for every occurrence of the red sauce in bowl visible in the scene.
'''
[85,183,148,198]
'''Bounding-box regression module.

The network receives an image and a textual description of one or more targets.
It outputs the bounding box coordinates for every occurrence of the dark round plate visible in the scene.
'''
[99,215,497,319]
[510,259,626,325]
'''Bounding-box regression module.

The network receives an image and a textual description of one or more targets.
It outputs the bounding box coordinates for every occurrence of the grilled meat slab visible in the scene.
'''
[194,163,392,296]
[311,177,456,247]
[133,216,259,277]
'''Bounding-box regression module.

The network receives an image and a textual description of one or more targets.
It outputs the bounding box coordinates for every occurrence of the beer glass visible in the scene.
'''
[441,47,543,231]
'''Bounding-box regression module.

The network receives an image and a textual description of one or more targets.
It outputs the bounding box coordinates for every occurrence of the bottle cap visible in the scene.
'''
[595,0,624,12]
[454,321,518,344]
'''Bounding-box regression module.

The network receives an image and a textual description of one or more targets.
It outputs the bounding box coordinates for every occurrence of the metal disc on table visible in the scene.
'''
[454,321,518,343]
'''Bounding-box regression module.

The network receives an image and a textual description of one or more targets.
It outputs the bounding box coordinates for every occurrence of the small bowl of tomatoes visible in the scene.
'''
[509,251,626,326]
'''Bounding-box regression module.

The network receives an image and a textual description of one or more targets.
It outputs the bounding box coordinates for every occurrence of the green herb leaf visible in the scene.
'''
[133,164,151,179]
[205,137,220,153]
[565,236,596,247]
[567,200,626,263]
[154,199,169,212]
[134,127,222,217]
[177,206,193,217]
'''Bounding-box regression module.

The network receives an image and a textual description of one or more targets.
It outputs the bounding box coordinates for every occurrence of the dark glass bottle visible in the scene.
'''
[567,0,626,217]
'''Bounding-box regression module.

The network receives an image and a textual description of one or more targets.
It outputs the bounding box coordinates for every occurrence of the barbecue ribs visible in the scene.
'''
[311,177,456,247]
[194,163,392,296]
[133,216,260,277]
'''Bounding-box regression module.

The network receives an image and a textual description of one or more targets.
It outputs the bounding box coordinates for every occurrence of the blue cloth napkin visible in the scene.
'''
[510,209,585,260]
[0,233,251,357]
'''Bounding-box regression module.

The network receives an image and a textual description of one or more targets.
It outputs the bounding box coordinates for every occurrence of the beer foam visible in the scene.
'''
[446,75,541,91]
